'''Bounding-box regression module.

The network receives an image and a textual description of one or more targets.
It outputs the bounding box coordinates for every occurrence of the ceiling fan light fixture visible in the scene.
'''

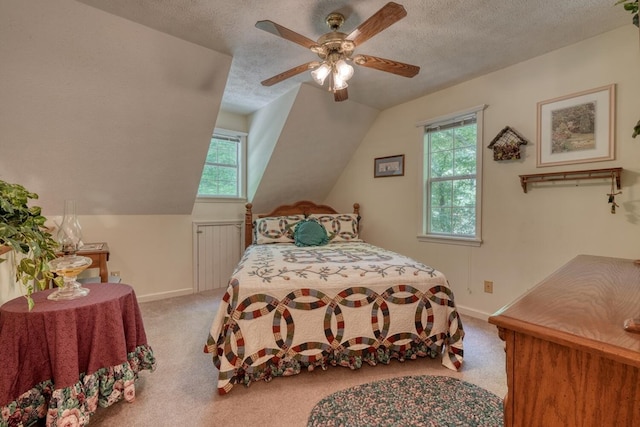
[257,3,419,102]
[335,59,354,81]
[332,71,348,91]
[311,62,331,85]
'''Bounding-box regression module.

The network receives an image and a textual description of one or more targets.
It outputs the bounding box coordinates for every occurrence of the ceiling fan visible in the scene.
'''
[255,2,420,102]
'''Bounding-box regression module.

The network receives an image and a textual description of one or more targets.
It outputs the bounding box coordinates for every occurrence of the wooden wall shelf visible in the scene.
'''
[519,167,622,193]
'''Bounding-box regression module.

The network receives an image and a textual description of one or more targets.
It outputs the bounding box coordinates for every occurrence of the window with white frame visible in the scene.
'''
[419,105,485,245]
[197,130,246,199]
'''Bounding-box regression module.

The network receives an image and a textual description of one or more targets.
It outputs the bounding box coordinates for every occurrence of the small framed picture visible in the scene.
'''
[374,154,405,178]
[536,84,615,167]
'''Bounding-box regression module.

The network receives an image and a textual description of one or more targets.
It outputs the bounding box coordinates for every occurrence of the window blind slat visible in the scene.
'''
[212,135,241,143]
[425,114,477,133]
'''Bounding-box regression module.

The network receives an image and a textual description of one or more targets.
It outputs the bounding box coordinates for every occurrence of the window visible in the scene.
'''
[197,130,246,199]
[419,105,485,246]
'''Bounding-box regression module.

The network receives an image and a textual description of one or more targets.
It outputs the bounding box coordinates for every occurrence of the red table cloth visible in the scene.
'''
[0,283,156,427]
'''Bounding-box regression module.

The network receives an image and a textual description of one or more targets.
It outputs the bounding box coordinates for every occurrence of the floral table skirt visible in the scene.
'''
[1,345,156,427]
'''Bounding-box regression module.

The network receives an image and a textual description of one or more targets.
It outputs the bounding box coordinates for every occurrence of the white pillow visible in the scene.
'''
[308,213,361,242]
[254,215,305,244]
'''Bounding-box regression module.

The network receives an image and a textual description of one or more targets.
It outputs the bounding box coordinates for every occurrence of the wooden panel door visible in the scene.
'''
[195,222,242,292]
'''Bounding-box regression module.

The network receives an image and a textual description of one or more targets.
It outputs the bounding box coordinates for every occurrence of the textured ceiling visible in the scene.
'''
[78,0,629,115]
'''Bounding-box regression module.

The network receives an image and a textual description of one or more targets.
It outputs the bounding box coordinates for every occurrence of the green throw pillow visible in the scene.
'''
[294,219,329,247]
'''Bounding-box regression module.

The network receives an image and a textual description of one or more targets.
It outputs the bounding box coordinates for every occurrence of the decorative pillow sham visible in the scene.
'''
[293,219,329,247]
[308,213,361,242]
[254,215,305,244]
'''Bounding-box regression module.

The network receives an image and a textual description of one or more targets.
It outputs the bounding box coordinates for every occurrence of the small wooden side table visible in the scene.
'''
[76,242,110,282]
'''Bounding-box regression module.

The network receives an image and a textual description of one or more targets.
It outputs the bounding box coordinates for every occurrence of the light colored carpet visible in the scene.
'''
[89,288,506,427]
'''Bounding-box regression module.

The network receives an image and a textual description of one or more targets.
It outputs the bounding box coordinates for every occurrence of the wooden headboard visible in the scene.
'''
[244,200,360,249]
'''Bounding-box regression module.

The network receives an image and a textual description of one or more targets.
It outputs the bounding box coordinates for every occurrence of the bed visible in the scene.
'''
[204,201,464,395]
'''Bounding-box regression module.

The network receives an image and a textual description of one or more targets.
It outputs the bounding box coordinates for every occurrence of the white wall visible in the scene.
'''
[0,111,249,305]
[0,252,23,303]
[0,0,235,305]
[0,0,231,216]
[3,27,638,310]
[1,205,245,306]
[326,25,640,319]
[72,215,194,302]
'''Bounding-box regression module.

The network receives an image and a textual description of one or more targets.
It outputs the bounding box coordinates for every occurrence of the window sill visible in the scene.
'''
[417,234,482,247]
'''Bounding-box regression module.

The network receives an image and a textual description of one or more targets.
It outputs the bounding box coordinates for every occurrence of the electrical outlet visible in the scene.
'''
[483,280,493,294]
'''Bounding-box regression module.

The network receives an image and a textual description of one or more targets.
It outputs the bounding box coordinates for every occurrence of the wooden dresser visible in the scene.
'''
[489,255,640,427]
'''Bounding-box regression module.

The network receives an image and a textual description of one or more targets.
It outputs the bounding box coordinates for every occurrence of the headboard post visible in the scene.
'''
[244,203,253,249]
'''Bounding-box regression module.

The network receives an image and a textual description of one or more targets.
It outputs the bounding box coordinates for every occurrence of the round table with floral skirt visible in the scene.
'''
[0,283,156,427]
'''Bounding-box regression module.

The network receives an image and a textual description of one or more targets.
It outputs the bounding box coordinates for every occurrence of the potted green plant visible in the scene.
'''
[0,180,63,309]
[616,0,639,27]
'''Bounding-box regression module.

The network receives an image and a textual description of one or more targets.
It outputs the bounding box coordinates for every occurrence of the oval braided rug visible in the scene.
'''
[307,375,503,427]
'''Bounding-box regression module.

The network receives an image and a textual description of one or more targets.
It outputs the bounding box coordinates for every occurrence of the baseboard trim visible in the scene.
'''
[136,288,193,303]
[456,304,492,322]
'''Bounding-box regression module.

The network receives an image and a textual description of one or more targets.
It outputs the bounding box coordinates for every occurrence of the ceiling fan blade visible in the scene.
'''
[334,88,348,102]
[260,62,316,86]
[347,2,407,46]
[354,54,420,78]
[255,20,319,50]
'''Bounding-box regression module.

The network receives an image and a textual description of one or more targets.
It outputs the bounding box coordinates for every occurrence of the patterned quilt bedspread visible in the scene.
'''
[204,242,464,394]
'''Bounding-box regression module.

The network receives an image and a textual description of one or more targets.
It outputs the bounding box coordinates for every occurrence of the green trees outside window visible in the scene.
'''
[198,133,244,198]
[422,106,484,244]
[427,124,478,236]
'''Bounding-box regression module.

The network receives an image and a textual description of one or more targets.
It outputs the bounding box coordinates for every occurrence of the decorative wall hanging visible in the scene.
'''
[374,155,404,178]
[607,171,622,214]
[487,126,528,161]
[537,84,615,167]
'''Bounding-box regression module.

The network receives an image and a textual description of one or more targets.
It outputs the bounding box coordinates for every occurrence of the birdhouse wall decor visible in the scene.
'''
[487,126,529,161]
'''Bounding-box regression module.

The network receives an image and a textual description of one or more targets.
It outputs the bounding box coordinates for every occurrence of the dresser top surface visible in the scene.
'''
[490,255,640,357]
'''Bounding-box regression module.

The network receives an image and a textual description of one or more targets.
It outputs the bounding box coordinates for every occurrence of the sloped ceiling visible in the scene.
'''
[74,0,631,114]
[0,0,231,215]
[1,0,632,217]
[248,84,379,213]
